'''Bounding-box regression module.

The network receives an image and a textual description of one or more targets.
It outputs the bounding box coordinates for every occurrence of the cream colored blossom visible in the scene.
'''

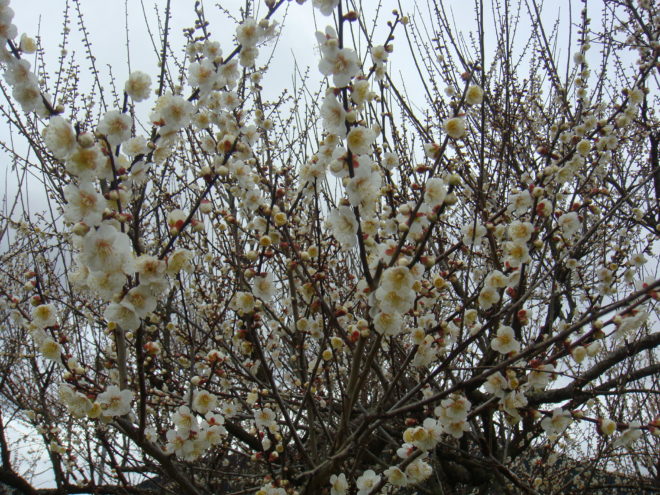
[462,221,486,245]
[231,291,255,316]
[373,311,403,336]
[313,0,340,16]
[39,338,61,361]
[541,408,572,436]
[98,110,132,146]
[508,221,534,243]
[356,470,380,495]
[125,71,152,101]
[32,304,58,328]
[491,325,520,354]
[97,385,133,417]
[600,418,617,436]
[558,212,580,237]
[329,473,348,495]
[424,178,447,207]
[192,390,218,415]
[327,206,358,249]
[465,84,484,105]
[253,273,275,301]
[63,182,104,226]
[443,117,466,139]
[478,285,500,310]
[346,126,376,155]
[44,116,76,160]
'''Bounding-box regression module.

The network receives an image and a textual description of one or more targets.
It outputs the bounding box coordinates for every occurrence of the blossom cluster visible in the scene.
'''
[0,0,657,493]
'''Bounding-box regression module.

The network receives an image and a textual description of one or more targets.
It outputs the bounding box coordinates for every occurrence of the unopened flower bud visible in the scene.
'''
[72,222,90,236]
[77,133,95,148]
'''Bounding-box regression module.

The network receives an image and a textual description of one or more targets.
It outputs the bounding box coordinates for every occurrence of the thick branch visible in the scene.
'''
[528,332,660,405]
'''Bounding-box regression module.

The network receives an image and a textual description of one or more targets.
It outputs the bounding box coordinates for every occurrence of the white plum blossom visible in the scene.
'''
[356,469,380,495]
[436,394,471,425]
[329,473,348,495]
[600,418,617,436]
[351,78,372,105]
[0,1,17,40]
[373,311,403,336]
[346,126,376,156]
[135,255,166,286]
[123,136,149,157]
[382,151,399,170]
[576,139,591,156]
[152,93,194,131]
[397,202,431,238]
[97,385,133,417]
[484,372,509,397]
[319,47,360,87]
[558,211,581,237]
[231,291,255,316]
[59,384,93,418]
[527,364,554,390]
[465,84,484,105]
[11,76,42,113]
[412,336,439,367]
[313,0,340,16]
[123,285,157,317]
[31,304,58,328]
[173,406,197,434]
[628,252,647,267]
[461,221,486,245]
[508,189,532,215]
[89,270,127,300]
[321,93,347,136]
[478,285,500,310]
[39,338,61,361]
[104,301,140,331]
[192,390,218,415]
[484,270,507,289]
[81,224,134,274]
[252,273,276,301]
[346,161,380,210]
[541,408,572,436]
[124,71,152,101]
[405,458,433,482]
[424,177,447,208]
[508,221,534,243]
[501,390,528,423]
[236,18,260,47]
[165,248,194,274]
[504,241,531,268]
[4,59,35,87]
[491,325,520,354]
[0,0,653,488]
[98,110,132,146]
[317,28,360,88]
[255,484,287,495]
[443,117,466,139]
[63,182,105,226]
[254,407,277,430]
[385,466,409,486]
[65,145,108,181]
[381,266,415,292]
[375,285,415,314]
[44,116,76,160]
[188,60,218,94]
[327,206,358,249]
[199,422,226,446]
[614,310,648,340]
[403,419,441,451]
[371,45,388,66]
